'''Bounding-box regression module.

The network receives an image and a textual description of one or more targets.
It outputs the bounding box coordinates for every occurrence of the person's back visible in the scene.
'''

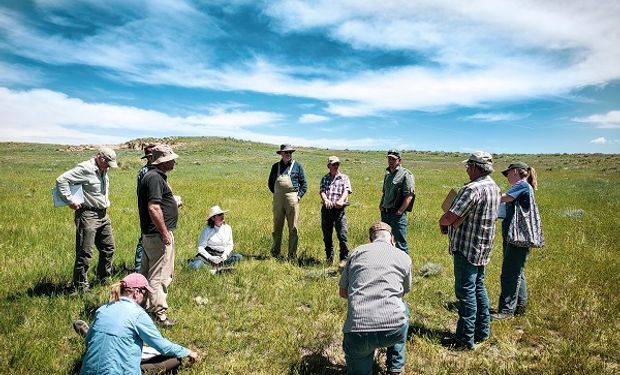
[343,241,411,333]
[81,298,144,374]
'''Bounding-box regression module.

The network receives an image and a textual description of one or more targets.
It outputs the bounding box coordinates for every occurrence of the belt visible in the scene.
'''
[381,207,399,214]
[80,206,107,212]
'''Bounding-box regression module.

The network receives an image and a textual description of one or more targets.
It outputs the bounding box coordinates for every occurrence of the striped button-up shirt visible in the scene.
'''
[340,240,412,333]
[448,175,501,266]
[320,172,352,204]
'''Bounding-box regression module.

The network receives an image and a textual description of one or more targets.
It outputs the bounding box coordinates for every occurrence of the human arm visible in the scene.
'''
[396,193,413,215]
[334,177,351,208]
[148,201,172,245]
[135,311,198,361]
[338,261,349,298]
[56,164,87,209]
[320,191,334,209]
[339,288,348,298]
[296,163,307,199]
[197,227,220,263]
[267,163,277,193]
[396,172,415,215]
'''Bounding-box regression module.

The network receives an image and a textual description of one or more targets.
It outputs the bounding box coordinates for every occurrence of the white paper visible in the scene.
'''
[52,184,84,208]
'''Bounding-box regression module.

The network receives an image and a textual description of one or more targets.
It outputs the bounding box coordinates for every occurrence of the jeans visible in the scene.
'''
[321,207,349,261]
[453,252,490,348]
[343,304,409,375]
[134,237,144,272]
[380,211,409,254]
[188,253,243,269]
[498,240,529,314]
[73,208,115,288]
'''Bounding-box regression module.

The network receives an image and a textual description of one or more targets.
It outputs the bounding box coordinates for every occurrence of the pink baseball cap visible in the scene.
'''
[121,273,154,293]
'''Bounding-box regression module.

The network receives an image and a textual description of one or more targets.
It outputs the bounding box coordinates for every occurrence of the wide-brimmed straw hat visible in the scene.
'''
[207,205,229,220]
[151,144,179,165]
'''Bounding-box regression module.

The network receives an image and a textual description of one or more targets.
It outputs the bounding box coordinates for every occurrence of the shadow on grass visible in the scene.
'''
[297,256,322,267]
[442,300,459,312]
[290,352,345,375]
[408,321,452,341]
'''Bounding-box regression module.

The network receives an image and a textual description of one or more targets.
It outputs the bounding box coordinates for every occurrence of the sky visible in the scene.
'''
[1,0,619,154]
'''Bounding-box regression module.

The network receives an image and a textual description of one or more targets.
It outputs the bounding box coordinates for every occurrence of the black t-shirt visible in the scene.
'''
[138,167,178,234]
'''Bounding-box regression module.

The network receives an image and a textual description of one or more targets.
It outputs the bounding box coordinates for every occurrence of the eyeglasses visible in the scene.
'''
[282,151,293,155]
[216,213,224,217]
[330,163,340,166]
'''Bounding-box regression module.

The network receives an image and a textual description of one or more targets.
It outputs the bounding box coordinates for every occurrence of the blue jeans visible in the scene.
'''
[453,252,490,348]
[498,241,529,314]
[188,253,243,269]
[134,237,144,273]
[321,207,349,261]
[380,211,409,254]
[343,304,409,375]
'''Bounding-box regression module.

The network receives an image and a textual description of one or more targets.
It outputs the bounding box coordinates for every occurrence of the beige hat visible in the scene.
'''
[369,222,392,237]
[463,151,493,165]
[276,144,296,154]
[207,205,229,220]
[151,144,179,165]
[98,147,118,168]
[327,156,340,164]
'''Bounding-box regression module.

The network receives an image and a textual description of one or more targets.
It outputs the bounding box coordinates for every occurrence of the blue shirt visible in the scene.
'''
[81,297,189,375]
[502,180,532,237]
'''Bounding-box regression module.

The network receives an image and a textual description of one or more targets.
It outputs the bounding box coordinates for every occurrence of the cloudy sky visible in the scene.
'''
[1,0,619,153]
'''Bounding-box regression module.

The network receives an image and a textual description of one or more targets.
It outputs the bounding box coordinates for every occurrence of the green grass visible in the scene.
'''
[0,137,618,374]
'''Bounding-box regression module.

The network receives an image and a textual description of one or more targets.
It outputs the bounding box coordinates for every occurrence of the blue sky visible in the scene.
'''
[0,0,619,153]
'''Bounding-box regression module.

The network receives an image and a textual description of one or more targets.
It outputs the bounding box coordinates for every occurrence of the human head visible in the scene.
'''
[109,273,154,304]
[387,150,401,170]
[206,205,228,227]
[151,144,179,172]
[327,156,340,172]
[96,147,118,170]
[369,222,394,244]
[502,161,538,190]
[463,151,494,178]
[277,144,295,163]
[141,143,156,164]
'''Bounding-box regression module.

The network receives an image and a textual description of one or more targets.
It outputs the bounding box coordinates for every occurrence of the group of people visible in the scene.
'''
[56,144,542,374]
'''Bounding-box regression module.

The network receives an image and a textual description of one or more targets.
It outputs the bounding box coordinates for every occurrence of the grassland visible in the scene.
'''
[0,137,618,374]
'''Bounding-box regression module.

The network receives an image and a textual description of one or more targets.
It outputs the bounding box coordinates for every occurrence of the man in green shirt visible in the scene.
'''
[379,150,415,254]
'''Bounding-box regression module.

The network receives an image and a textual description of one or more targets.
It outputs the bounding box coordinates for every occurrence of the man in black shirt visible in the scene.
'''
[138,144,180,328]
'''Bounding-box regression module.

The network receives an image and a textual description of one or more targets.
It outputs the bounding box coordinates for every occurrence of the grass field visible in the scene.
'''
[0,137,618,374]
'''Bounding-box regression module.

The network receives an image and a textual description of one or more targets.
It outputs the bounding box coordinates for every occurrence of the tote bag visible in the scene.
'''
[507,187,545,248]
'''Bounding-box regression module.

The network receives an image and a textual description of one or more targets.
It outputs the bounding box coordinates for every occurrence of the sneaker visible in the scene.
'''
[441,336,474,351]
[72,320,89,338]
[338,259,347,268]
[156,318,178,328]
[490,312,513,321]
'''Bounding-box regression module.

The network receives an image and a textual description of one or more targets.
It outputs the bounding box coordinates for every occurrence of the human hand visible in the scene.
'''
[440,224,448,235]
[324,200,334,209]
[69,202,81,210]
[187,350,200,364]
[160,230,172,245]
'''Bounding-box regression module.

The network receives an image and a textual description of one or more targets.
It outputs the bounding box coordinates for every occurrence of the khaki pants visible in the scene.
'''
[141,232,175,321]
[271,191,299,258]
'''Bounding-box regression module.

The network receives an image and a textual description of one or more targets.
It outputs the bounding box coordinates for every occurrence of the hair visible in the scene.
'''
[108,282,138,302]
[516,166,538,190]
[370,230,392,243]
[471,162,494,176]
[207,217,215,228]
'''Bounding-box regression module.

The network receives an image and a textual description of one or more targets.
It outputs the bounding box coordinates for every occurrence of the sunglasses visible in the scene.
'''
[282,151,293,155]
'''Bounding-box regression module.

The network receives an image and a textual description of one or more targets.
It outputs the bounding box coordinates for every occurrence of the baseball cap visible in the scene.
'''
[121,273,154,293]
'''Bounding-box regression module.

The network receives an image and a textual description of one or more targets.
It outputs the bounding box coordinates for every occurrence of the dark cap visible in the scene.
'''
[502,161,530,176]
[140,143,156,159]
[387,150,401,159]
[369,222,392,237]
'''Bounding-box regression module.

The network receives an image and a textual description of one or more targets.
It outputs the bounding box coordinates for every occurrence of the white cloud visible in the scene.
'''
[0,87,394,148]
[464,112,530,122]
[590,137,620,145]
[0,87,283,144]
[1,1,619,118]
[299,114,329,123]
[573,110,620,129]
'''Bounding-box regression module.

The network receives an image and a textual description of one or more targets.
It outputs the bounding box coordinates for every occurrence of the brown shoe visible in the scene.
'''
[72,320,89,338]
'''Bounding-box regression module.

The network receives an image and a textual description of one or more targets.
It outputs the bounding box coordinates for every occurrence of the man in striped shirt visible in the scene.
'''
[319,156,352,268]
[439,151,501,350]
[339,222,412,375]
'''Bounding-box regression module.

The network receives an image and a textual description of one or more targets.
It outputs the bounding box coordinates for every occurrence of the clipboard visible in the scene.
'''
[52,184,84,208]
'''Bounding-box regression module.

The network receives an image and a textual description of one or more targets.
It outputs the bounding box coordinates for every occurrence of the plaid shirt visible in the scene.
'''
[448,175,501,266]
[320,172,352,204]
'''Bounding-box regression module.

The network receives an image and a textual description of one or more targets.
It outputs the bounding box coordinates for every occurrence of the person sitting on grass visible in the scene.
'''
[76,273,199,375]
[188,205,243,272]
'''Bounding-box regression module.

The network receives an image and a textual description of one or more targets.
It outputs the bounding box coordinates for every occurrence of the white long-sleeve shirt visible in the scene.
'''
[196,224,233,265]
